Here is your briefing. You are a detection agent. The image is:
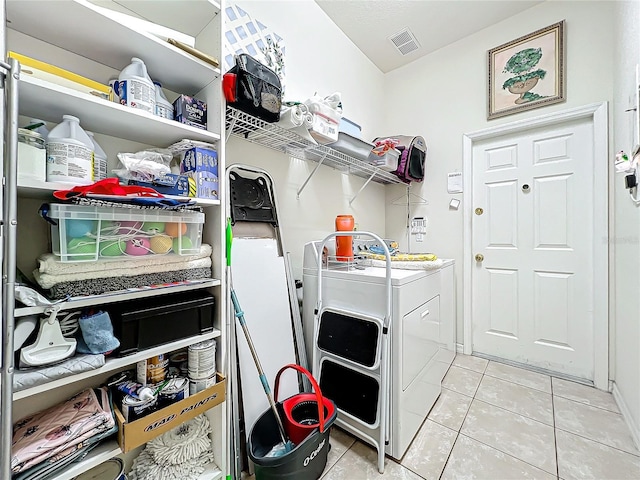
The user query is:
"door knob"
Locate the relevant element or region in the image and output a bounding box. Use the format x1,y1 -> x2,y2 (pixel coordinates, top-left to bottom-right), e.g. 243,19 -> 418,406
475,207 -> 484,215
475,254 -> 484,262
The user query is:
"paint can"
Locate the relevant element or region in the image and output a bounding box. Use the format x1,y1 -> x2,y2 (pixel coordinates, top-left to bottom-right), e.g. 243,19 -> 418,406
137,354 -> 168,385
122,393 -> 157,422
74,457 -> 125,479
158,376 -> 189,407
188,339 -> 216,380
169,351 -> 188,366
189,374 -> 217,395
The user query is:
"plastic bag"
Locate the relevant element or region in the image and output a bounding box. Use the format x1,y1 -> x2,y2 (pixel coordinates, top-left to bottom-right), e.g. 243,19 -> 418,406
114,148 -> 173,182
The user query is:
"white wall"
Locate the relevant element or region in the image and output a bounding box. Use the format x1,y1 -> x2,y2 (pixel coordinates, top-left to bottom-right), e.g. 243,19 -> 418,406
613,0 -> 640,447
228,1 -> 387,278
383,1 -> 615,348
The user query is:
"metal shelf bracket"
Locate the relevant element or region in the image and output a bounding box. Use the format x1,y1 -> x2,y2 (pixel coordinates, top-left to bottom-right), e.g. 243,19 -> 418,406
349,171 -> 376,205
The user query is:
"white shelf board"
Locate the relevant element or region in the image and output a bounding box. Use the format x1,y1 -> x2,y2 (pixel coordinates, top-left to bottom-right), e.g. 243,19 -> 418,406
18,76 -> 221,146
50,440 -> 122,480
109,0 -> 221,38
14,329 -> 221,400
7,0 -> 220,95
15,278 -> 221,318
198,463 -> 223,480
17,177 -> 220,206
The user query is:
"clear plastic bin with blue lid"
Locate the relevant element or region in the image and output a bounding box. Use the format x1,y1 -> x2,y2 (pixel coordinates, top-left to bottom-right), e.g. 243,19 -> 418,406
47,204 -> 204,262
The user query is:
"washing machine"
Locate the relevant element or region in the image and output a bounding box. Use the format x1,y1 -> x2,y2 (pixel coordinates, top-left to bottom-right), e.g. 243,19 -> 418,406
302,240 -> 456,465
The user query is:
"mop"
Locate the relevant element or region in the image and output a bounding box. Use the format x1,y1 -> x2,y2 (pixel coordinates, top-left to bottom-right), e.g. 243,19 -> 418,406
129,414 -> 214,480
226,219 -> 294,457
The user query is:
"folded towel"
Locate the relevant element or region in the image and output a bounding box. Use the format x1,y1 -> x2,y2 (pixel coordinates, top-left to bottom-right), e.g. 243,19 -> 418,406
47,268 -> 212,299
34,257 -> 211,289
37,244 -> 212,275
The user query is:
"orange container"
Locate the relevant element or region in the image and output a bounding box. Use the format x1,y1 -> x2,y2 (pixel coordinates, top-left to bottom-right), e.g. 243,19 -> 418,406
335,215 -> 354,261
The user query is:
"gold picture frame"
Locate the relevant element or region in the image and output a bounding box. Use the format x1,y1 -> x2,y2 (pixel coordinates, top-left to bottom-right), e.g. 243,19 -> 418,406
488,21 -> 565,120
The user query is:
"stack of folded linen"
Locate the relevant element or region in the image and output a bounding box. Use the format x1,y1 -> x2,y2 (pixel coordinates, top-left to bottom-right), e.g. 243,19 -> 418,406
11,387 -> 117,480
33,244 -> 213,299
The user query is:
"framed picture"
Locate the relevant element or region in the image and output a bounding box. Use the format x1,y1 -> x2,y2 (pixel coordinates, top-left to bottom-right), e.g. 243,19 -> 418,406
488,21 -> 565,120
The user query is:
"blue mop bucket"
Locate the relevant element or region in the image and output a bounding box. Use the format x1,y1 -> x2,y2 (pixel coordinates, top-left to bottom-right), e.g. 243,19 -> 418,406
248,365 -> 337,480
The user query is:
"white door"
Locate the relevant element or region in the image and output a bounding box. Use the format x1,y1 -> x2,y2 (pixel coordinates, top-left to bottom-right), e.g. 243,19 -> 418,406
471,117 -> 596,380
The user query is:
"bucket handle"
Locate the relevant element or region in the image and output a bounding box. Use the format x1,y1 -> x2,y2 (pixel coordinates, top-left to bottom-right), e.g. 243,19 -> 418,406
274,364 -> 327,434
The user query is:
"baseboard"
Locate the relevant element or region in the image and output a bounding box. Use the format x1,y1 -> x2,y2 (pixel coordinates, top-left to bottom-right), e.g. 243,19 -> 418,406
612,382 -> 640,451
456,343 -> 464,354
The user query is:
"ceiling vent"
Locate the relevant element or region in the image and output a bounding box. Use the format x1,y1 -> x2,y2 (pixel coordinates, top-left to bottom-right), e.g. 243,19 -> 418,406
388,28 -> 420,56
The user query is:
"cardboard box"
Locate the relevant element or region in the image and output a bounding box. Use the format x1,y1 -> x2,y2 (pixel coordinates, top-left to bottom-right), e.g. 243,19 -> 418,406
173,94 -> 207,130
180,147 -> 219,199
128,173 -> 196,197
115,373 -> 225,452
9,51 -> 112,101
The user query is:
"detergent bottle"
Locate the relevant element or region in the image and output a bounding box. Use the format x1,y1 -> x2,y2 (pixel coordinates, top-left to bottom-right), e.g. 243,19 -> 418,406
86,131 -> 107,180
46,115 -> 94,185
154,82 -> 174,120
116,57 -> 156,113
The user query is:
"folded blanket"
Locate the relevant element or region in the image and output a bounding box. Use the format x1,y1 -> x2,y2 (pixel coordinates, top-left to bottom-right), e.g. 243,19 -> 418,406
360,258 -> 444,271
47,267 -> 212,299
34,257 -> 211,289
37,244 -> 212,275
14,354 -> 105,392
12,387 -> 115,473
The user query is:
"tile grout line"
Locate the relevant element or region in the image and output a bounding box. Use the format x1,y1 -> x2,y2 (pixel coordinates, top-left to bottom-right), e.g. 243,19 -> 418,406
449,364 -> 557,477
460,396 -> 559,477
553,424 -> 640,458
553,392 -> 623,415
437,367 -> 484,479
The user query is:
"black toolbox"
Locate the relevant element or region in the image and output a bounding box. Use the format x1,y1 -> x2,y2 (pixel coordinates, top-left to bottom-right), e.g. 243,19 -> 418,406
107,291 -> 215,356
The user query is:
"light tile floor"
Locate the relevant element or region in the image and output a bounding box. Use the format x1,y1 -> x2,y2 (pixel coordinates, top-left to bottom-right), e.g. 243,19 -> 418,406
242,355 -> 640,479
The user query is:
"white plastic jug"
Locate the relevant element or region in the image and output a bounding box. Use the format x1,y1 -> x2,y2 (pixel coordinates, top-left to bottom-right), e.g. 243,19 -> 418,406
115,57 -> 156,113
46,115 -> 94,185
87,131 -> 107,180
154,82 -> 174,120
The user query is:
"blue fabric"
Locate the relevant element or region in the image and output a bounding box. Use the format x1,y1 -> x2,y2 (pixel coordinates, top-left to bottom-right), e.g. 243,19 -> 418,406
77,311 -> 120,354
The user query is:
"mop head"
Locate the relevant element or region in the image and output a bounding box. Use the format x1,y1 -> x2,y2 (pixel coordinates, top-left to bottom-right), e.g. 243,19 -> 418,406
129,414 -> 215,480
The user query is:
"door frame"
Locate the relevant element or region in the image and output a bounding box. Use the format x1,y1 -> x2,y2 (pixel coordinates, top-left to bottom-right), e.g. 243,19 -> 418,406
462,102 -> 609,389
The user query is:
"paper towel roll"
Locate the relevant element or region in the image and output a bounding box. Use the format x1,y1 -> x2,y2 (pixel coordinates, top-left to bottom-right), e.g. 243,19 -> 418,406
277,105 -> 305,130
303,113 -> 313,129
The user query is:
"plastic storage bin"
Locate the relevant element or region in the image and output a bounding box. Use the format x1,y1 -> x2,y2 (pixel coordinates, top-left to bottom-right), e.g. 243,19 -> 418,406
368,148 -> 400,171
328,132 -> 374,162
338,117 -> 362,138
48,204 -> 204,262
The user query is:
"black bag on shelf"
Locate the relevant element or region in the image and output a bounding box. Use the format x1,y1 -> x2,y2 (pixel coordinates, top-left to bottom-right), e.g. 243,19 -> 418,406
223,53 -> 282,123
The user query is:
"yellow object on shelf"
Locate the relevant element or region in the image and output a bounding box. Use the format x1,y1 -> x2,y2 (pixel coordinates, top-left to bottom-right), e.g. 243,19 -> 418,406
8,51 -> 112,101
363,252 -> 438,262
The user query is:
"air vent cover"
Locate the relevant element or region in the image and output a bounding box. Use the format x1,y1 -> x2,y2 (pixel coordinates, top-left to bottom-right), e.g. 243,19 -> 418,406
388,28 -> 420,56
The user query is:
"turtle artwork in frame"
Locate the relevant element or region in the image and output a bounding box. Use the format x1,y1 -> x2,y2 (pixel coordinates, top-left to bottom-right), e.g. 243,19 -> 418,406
488,21 -> 565,120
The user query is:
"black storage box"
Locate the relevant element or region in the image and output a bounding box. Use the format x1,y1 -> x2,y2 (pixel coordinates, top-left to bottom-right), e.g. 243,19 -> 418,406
107,292 -> 215,356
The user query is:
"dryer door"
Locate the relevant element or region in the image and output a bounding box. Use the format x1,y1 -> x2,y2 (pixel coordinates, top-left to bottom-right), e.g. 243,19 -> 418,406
402,296 -> 440,390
